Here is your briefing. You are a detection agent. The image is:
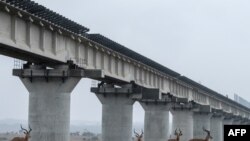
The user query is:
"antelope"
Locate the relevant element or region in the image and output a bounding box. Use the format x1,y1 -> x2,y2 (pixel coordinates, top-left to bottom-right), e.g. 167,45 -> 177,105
11,125 -> 32,141
134,129 -> 143,141
189,127 -> 213,141
168,128 -> 182,141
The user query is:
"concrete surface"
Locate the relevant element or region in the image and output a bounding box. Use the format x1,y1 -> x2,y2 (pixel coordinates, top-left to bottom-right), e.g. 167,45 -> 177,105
140,102 -> 170,141
210,116 -> 224,141
193,112 -> 212,139
171,110 -> 193,141
96,93 -> 135,141
20,77 -> 81,141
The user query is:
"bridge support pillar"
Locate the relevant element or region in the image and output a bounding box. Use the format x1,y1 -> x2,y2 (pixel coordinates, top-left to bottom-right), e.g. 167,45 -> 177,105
140,101 -> 170,141
13,64 -> 84,141
171,108 -> 193,141
193,112 -> 212,139
210,115 -> 224,141
91,85 -> 135,141
223,118 -> 234,141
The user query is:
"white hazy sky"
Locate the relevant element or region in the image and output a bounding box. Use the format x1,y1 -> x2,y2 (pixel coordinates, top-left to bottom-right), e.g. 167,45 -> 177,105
1,0 -> 250,123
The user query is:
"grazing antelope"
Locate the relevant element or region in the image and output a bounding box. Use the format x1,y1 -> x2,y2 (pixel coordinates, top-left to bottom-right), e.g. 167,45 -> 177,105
11,125 -> 32,141
189,127 -> 213,141
134,129 -> 143,141
168,128 -> 182,141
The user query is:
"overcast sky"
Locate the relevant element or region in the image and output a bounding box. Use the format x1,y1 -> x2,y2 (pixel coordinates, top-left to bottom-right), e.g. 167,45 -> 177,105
1,0 -> 250,123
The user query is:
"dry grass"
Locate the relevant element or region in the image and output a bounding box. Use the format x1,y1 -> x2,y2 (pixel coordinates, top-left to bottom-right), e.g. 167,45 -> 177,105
0,133 -> 100,141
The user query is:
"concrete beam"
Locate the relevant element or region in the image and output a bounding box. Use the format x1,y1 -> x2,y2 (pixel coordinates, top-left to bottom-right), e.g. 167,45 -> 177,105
223,118 -> 234,125
211,108 -> 224,116
222,112 -> 234,125
141,88 -> 161,100
171,102 -> 193,110
233,119 -> 242,125
92,86 -> 135,141
91,87 -> 134,95
13,65 -> 82,141
232,115 -> 243,125
192,104 -> 211,112
166,93 -> 189,103
132,87 -> 161,100
140,102 -> 170,141
13,68 -> 104,79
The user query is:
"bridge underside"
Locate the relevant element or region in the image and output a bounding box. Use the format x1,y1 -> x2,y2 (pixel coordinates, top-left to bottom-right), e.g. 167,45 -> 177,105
0,43 -> 61,65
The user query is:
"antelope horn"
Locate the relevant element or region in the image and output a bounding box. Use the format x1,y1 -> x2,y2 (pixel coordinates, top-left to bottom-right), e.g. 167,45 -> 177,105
28,125 -> 32,133
203,126 -> 209,133
179,128 -> 182,134
20,125 -> 28,133
134,129 -> 139,137
175,128 -> 177,135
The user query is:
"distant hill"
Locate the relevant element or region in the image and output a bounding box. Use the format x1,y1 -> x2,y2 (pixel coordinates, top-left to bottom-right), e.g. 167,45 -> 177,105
0,119 -> 27,132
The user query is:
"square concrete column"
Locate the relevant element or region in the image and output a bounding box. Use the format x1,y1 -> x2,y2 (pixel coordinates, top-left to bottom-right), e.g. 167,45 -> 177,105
193,112 -> 212,139
140,101 -> 170,141
13,64 -> 84,141
91,85 -> 135,141
210,115 -> 224,141
223,118 -> 234,141
171,109 -> 193,141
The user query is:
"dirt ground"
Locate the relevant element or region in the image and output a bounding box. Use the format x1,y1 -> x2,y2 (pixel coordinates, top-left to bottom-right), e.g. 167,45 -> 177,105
0,133 -> 100,141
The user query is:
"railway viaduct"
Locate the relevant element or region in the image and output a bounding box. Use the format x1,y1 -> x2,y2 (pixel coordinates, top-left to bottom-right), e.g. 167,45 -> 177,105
0,0 -> 249,141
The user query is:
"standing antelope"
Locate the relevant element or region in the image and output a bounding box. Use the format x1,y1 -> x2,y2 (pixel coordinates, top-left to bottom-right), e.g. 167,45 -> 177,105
168,128 -> 182,141
11,125 -> 32,141
134,129 -> 143,141
189,127 -> 213,141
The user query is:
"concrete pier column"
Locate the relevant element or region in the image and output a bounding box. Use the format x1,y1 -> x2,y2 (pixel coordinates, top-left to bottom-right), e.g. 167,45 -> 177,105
223,118 -> 234,141
171,109 -> 193,141
210,115 -> 224,141
13,64 -> 84,141
91,85 -> 135,141
193,112 -> 212,139
140,102 -> 170,141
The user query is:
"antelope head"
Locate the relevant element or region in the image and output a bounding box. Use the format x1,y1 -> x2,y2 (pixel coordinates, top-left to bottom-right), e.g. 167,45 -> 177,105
203,127 -> 213,140
176,128 -> 182,140
21,125 -> 32,138
134,129 -> 143,141
11,125 -> 32,141
168,128 -> 182,141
